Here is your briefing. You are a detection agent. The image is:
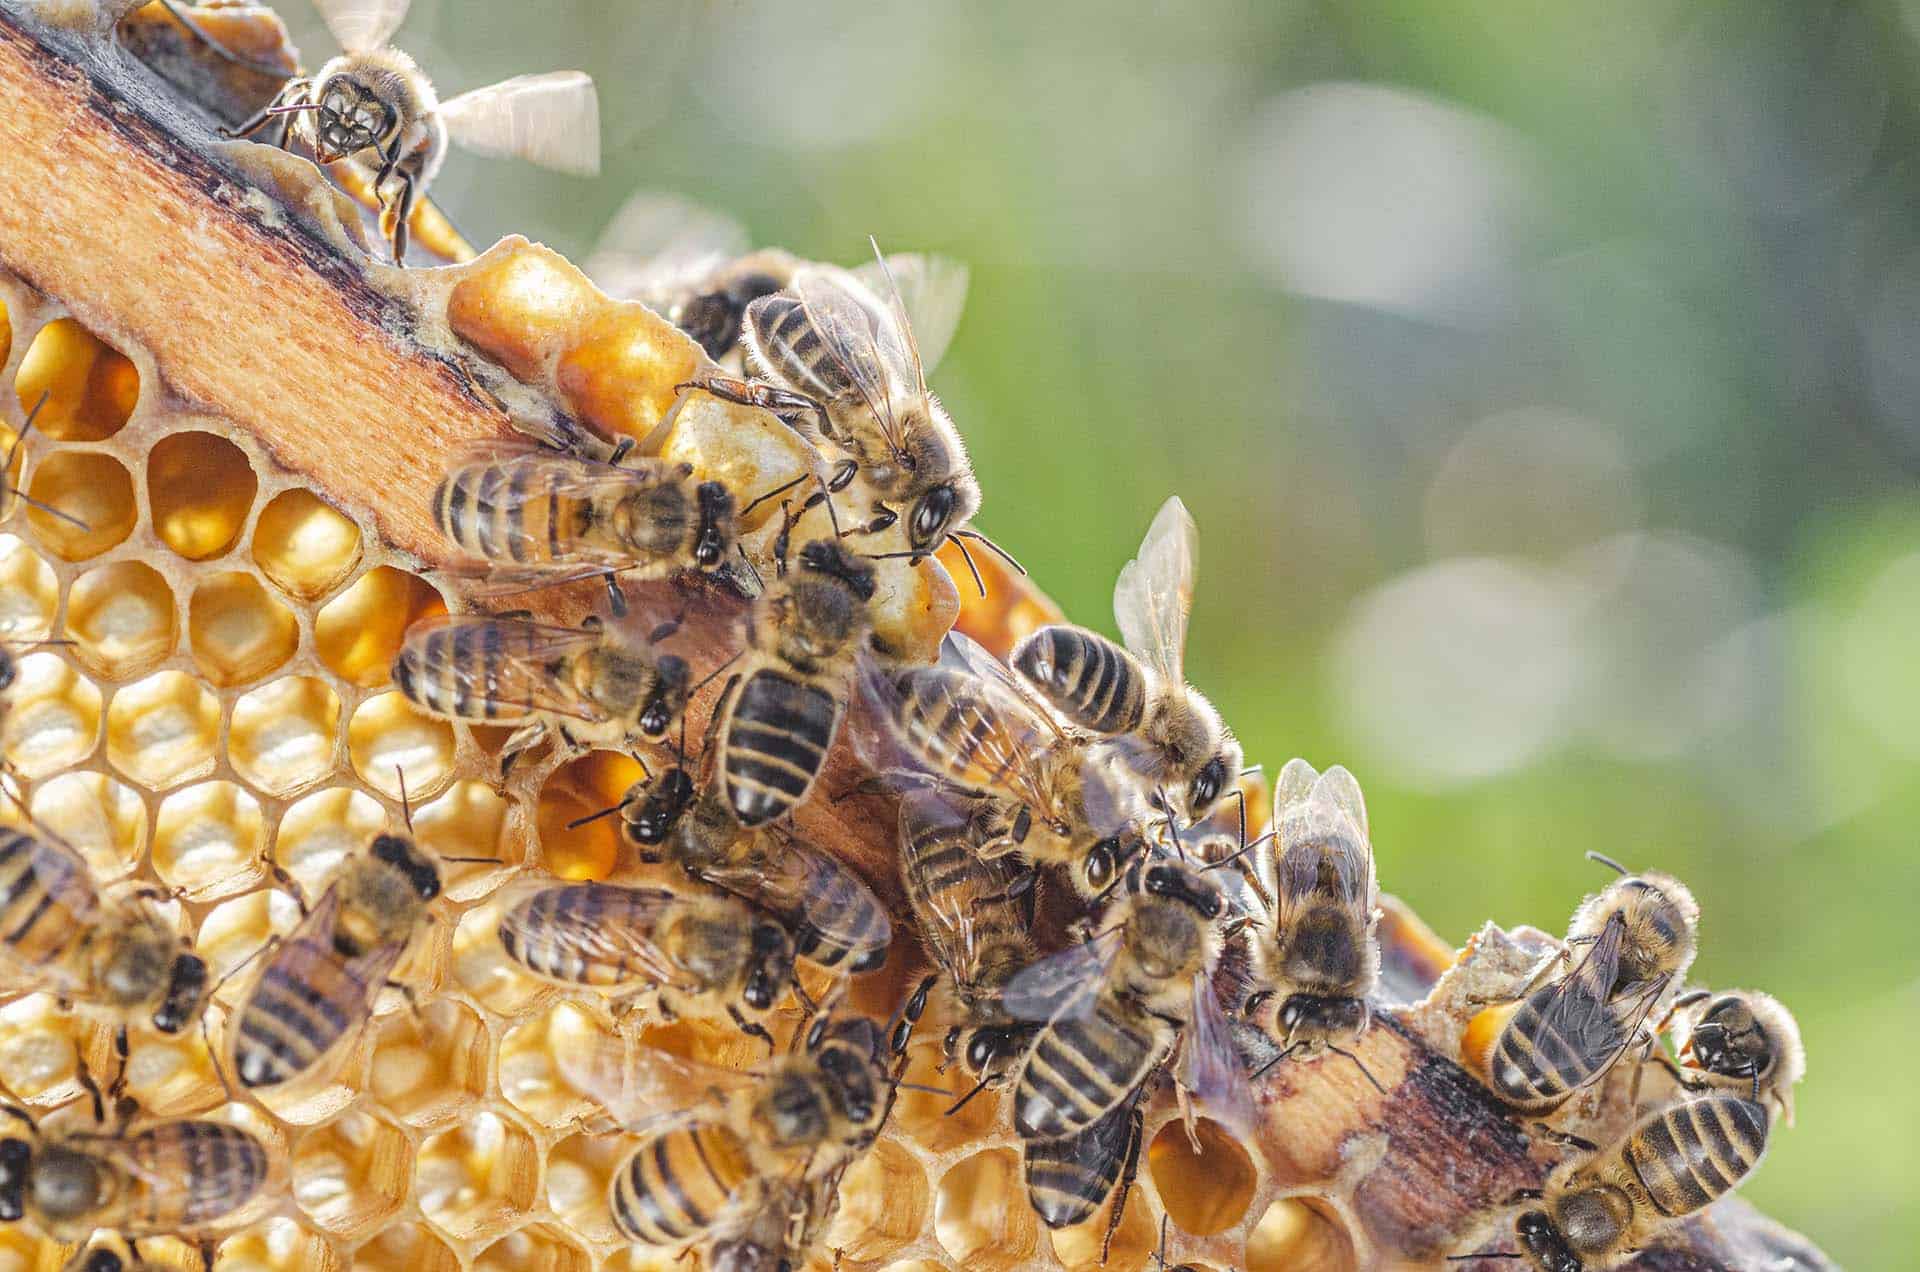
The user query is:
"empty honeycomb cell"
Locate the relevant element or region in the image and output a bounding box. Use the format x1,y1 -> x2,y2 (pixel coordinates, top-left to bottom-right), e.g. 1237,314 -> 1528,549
826,1138 -> 931,1264
189,572 -> 299,686
471,1225 -> 594,1272
368,997 -> 489,1130
3,652 -> 102,777
215,1216 -> 344,1272
105,668 -> 219,787
152,780 -> 266,900
499,1001 -> 620,1128
536,750 -> 647,880
0,996 -> 82,1104
414,1109 -> 541,1242
229,676 -> 341,796
935,1149 -> 1041,1272
315,565 -> 444,687
25,449 -> 136,560
274,786 -> 385,897
451,893 -> 553,1018
349,691 -> 455,799
13,317 -> 140,441
27,771 -> 146,880
891,1036 -> 1001,1155
543,1130 -> 628,1246
292,1110 -> 414,1240
148,431 -> 258,560
1051,1179 -> 1155,1272
66,559 -> 177,679
252,487 -> 362,601
1245,1197 -> 1358,1272
415,779 -> 514,901
876,1264 -> 949,1272
1148,1118 -> 1257,1237
347,1222 -> 462,1272
0,536 -> 57,638
117,1020 -> 223,1118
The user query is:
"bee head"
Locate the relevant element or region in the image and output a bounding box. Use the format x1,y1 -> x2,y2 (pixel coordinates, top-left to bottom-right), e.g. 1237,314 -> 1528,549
1277,994 -> 1369,1045
79,1252 -> 126,1272
312,71 -> 398,164
640,655 -> 691,737
619,768 -> 696,847
1141,861 -> 1223,920
694,482 -> 736,569
1186,752 -> 1233,822
152,952 -> 210,1035
742,921 -> 795,1013
98,917 -> 174,1010
0,1138 -> 28,1222
816,1042 -> 882,1130
1514,1210 -> 1584,1272
797,539 -> 876,601
952,1025 -> 1028,1079
371,834 -> 441,901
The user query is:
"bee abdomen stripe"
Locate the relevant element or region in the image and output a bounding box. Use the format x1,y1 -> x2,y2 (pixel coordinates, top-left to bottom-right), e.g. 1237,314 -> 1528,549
474,465 -> 505,561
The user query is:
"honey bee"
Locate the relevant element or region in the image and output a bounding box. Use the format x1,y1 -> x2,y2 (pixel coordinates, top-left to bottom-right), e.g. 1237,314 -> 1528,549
1483,855 -> 1699,1115
705,1172 -> 840,1272
1022,1090 -> 1144,1257
227,831 -> 441,1091
1658,989 -> 1804,1125
1474,1093 -> 1772,1271
221,0 -> 598,261
63,1243 -> 160,1272
558,994 -> 925,1259
0,823 -> 210,1060
391,612 -> 692,778
1010,496 -> 1241,823
429,441 -> 736,611
1242,759 -> 1380,1068
896,789 -> 1038,1095
712,538 -> 875,829
494,880 -> 797,1049
0,1106 -> 268,1246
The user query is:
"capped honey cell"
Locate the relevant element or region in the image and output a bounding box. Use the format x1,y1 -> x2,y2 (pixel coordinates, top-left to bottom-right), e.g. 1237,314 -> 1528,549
252,487 -> 362,602
149,430 -> 257,560
66,559 -> 178,679
14,316 -> 139,441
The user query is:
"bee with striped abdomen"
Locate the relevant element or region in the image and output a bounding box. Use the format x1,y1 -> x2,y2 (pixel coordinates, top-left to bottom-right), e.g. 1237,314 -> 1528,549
1022,1091 -> 1145,1261
0,823 -> 210,1062
1243,759 -> 1380,1068
1658,989 -> 1804,1125
222,0 -> 598,262
1483,856 -> 1700,1115
712,538 -> 875,829
429,440 -> 735,611
495,879 -> 796,1049
1010,496 -> 1241,824
392,612 -> 692,778
226,831 -> 441,1091
0,1105 -> 268,1247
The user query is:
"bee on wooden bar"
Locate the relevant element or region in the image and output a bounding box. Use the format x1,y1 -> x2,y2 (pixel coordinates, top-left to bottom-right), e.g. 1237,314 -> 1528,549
495,879 -> 797,1049
1010,496 -> 1241,823
222,0 -> 599,262
391,612 -> 692,778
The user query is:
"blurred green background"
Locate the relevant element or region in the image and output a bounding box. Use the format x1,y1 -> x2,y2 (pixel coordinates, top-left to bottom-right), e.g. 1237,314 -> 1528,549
287,0 -> 1917,1261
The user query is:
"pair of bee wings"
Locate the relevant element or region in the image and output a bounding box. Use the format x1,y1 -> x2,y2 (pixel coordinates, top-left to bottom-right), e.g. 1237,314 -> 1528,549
398,614 -> 616,726
711,835 -> 891,967
1112,495 -> 1199,685
55,1121 -> 258,1210
314,0 -> 598,175
1264,759 -> 1374,915
1530,911 -> 1671,1084
0,827 -> 107,997
896,792 -> 1028,980
556,1036 -> 772,1138
273,886 -> 414,995
494,881 -> 702,990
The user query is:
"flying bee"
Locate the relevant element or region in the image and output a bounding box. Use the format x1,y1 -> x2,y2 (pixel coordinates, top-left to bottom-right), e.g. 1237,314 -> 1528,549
1657,989 -> 1804,1125
227,831 -> 442,1091
1460,1093 -> 1771,1271
428,441 -> 737,613
1242,759 -> 1381,1071
557,991 -> 926,1258
1010,496 -> 1241,824
495,880 -> 797,1049
0,823 -> 210,1063
221,0 -> 598,262
391,612 -> 693,778
896,789 -> 1038,1097
712,538 -> 876,829
1483,856 -> 1701,1115
0,1105 -> 268,1247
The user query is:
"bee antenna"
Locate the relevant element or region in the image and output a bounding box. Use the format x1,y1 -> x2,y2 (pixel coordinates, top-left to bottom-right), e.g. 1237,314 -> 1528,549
944,1073 -> 995,1116
439,855 -> 504,865
689,649 -> 743,696
1585,850 -> 1630,876
1200,830 -> 1275,873
1157,789 -> 1188,863
895,1081 -> 953,1098
4,390 -> 47,473
627,751 -> 653,783
949,532 -> 987,599
565,800 -> 630,830
1250,1039 -> 1311,1082
1447,1255 -> 1526,1262
265,101 -> 322,115
1327,1043 -> 1386,1094
0,394 -> 92,532
953,528 -> 1025,577
738,472 -> 810,520
393,766 -> 415,833
1238,763 -> 1263,777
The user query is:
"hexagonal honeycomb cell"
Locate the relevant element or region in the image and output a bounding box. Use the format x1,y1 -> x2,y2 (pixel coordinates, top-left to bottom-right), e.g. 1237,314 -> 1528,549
14,317 -> 138,441
0,535 -> 57,638
107,668 -> 219,787
414,1110 -> 541,1243
189,571 -> 299,685
26,449 -> 136,559
152,779 -> 267,900
291,1110 -> 414,1240
148,430 -> 258,561
4,651 -> 102,777
315,565 -> 444,686
67,559 -> 177,679
252,488 -> 361,601
26,770 -> 146,880
229,676 -> 341,796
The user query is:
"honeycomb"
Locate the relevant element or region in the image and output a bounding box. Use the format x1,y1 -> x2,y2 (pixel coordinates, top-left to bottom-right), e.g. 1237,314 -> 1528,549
0,6 -> 1831,1272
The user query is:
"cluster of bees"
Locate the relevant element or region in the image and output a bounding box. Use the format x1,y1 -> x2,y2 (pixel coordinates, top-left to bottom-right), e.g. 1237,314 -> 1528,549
0,1 -> 1809,1269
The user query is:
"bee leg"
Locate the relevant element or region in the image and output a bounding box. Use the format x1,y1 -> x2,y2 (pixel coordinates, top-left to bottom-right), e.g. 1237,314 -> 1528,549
602,571 -> 630,618
75,1054 -> 106,1124
1530,1124 -> 1600,1154
730,1006 -> 777,1056
220,77 -> 305,142
862,502 -> 898,535
828,458 -> 858,492
196,1237 -> 217,1272
264,859 -> 311,916
608,436 -> 636,466
498,721 -> 550,780
384,979 -> 426,1025
1101,1104 -> 1146,1266
685,375 -> 830,440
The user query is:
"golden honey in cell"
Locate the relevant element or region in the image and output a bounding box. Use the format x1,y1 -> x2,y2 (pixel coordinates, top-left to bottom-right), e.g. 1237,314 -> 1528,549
227,832 -> 440,1090
1660,989 -> 1805,1125
221,0 -> 597,261
392,612 -> 691,777
1010,497 -> 1241,824
495,879 -> 796,1048
0,825 -> 211,1052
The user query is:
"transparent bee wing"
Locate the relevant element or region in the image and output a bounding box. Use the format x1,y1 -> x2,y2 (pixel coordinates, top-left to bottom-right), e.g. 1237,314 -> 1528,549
493,881 -> 688,989
1113,495 -> 1196,683
0,828 -> 102,995
314,0 -> 410,53
790,265 -> 916,457
1272,757 -> 1319,816
702,841 -> 890,971
437,72 -> 600,176
1527,912 -> 1631,1056
71,1120 -> 264,1223
586,192 -> 750,302
942,631 -> 1070,747
896,790 -> 1026,983
1001,928 -> 1123,1022
1179,974 -> 1254,1137
1313,765 -> 1369,841
395,615 -> 611,724
851,252 -> 968,377
555,1033 -> 758,1135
